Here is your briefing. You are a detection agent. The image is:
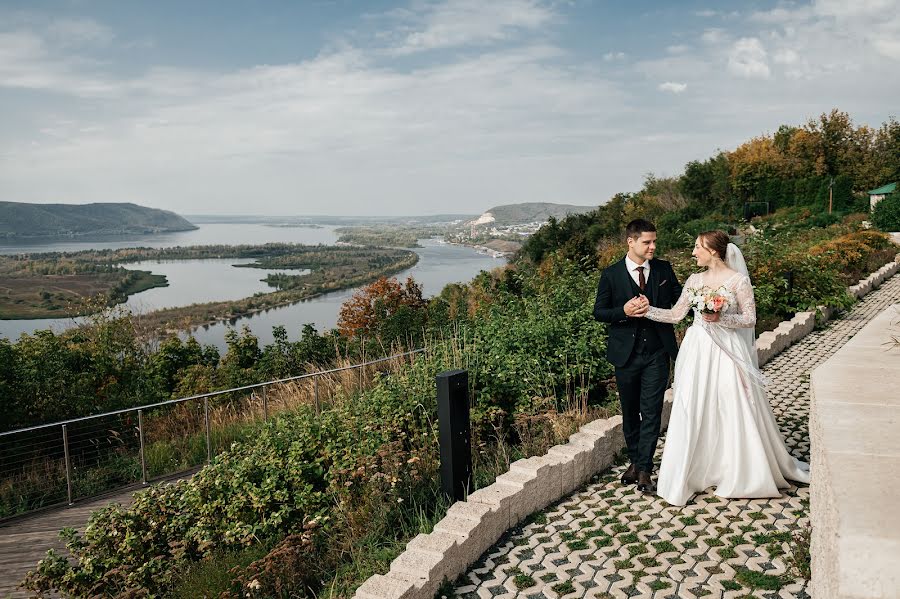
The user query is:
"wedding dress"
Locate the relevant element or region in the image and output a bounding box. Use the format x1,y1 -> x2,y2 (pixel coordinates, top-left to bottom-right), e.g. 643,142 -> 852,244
645,245 -> 810,506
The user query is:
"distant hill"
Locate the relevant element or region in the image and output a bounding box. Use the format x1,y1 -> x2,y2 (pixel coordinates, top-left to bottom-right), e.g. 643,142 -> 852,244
0,202 -> 197,239
466,202 -> 596,228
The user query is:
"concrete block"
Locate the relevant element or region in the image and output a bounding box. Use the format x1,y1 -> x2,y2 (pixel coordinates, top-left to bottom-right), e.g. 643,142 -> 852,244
580,416 -> 623,473
354,573 -> 417,599
445,500 -> 492,522
510,455 -> 553,480
568,430 -> 601,450
388,550 -> 446,597
385,570 -> 441,599
792,312 -> 816,337
405,531 -> 466,582
496,469 -> 540,524
467,482 -> 517,530
440,501 -> 505,561
568,430 -> 605,478
548,443 -> 581,494
757,330 -> 777,349
430,522 -> 485,572
604,415 -> 625,457
539,451 -> 568,503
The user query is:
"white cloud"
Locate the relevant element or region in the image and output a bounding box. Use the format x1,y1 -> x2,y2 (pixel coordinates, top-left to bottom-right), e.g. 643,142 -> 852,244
813,0 -> 897,19
728,37 -> 770,79
2,1 -> 900,216
872,37 -> 900,59
695,10 -> 717,18
700,28 -> 726,44
658,81 -> 687,93
387,0 -> 555,55
0,27 -> 635,214
773,48 -> 799,64
752,0 -> 900,64
46,18 -> 114,47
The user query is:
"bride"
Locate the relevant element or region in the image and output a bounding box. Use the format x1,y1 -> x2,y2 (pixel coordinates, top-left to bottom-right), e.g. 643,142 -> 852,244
637,230 -> 810,506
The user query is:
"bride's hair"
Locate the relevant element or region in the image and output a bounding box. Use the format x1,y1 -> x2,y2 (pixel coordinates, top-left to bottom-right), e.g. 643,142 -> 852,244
698,230 -> 729,260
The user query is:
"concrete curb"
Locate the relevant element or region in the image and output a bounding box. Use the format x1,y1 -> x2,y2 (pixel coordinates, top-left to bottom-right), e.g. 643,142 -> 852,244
354,252 -> 900,599
355,396 -> 673,599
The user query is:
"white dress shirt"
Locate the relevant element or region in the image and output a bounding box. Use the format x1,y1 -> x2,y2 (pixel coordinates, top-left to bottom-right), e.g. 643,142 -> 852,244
624,255 -> 651,289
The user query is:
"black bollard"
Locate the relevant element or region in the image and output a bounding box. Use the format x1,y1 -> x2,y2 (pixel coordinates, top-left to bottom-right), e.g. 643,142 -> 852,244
436,369 -> 472,501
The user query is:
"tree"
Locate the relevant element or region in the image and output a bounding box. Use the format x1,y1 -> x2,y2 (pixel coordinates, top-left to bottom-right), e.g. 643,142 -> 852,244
337,277 -> 427,341
728,136 -> 783,200
872,193 -> 900,231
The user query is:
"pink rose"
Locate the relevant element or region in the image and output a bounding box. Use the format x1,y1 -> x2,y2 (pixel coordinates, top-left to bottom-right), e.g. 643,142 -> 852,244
711,296 -> 726,312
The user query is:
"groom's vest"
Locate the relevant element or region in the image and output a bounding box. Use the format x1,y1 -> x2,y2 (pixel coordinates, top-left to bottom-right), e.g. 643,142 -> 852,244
628,276 -> 664,355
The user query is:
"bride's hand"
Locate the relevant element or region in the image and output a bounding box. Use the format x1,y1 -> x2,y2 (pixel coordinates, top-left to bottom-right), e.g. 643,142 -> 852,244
702,312 -> 720,322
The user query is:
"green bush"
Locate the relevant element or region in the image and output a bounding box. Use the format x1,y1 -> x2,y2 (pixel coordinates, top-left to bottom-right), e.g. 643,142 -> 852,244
872,193 -> 900,231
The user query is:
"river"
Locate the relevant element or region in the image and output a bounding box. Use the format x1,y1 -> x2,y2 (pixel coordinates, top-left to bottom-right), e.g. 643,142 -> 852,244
0,223 -> 505,350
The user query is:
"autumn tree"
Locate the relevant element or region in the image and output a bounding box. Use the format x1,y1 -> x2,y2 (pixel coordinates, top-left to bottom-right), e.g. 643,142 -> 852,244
337,276 -> 427,343
728,136 -> 784,199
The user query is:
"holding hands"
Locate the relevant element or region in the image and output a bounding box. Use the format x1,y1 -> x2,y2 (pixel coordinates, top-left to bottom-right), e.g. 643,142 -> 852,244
625,294 -> 650,317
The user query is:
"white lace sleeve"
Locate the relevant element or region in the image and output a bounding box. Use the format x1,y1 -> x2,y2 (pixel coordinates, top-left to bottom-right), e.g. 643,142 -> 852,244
717,275 -> 757,329
646,273 -> 695,324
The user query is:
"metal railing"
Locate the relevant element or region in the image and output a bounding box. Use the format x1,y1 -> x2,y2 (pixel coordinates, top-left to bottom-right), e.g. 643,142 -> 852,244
0,348 -> 425,523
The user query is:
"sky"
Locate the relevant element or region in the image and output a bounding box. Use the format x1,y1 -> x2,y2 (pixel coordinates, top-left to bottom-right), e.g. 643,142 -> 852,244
0,0 -> 898,217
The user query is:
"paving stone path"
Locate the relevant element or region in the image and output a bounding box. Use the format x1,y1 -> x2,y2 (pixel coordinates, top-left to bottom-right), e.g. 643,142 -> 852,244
454,273 -> 900,599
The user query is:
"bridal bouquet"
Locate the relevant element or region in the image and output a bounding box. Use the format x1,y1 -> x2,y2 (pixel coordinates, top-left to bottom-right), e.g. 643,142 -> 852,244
689,285 -> 736,314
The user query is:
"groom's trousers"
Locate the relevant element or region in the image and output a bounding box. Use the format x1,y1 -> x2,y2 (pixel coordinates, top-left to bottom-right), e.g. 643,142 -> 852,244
615,346 -> 670,473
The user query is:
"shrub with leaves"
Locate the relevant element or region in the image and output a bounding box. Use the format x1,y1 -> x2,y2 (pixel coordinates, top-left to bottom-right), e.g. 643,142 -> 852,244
872,192 -> 900,232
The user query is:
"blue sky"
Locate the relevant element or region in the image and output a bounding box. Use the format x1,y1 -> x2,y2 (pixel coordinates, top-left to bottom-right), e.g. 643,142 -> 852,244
1,0 -> 898,216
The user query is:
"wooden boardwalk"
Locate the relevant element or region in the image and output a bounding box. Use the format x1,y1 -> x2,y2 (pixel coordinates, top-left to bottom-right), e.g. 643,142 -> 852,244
0,490 -> 137,598
0,471 -> 194,599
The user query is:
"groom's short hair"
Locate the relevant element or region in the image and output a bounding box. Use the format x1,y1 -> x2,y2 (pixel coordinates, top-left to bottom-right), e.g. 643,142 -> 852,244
625,219 -> 656,240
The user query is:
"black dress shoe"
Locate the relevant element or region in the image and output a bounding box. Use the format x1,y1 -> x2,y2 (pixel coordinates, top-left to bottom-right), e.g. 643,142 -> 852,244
637,471 -> 656,495
620,464 -> 638,485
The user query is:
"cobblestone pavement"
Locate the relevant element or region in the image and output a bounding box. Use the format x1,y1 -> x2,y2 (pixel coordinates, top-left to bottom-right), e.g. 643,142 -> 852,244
454,274 -> 900,599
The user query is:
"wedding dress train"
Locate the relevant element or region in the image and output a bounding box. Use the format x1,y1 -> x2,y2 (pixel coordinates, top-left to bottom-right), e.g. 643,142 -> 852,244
646,270 -> 810,506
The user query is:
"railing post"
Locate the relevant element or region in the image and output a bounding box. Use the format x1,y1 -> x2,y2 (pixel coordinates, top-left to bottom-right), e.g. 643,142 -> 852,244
314,376 -> 320,414
262,387 -> 269,422
138,409 -> 148,485
204,397 -> 211,463
436,369 -> 472,502
62,424 -> 73,505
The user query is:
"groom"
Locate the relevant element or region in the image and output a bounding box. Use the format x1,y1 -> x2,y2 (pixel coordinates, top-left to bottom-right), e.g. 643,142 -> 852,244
593,219 -> 682,494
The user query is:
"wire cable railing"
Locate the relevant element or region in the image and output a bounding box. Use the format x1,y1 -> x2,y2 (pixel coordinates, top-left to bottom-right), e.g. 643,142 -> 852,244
0,348 -> 425,523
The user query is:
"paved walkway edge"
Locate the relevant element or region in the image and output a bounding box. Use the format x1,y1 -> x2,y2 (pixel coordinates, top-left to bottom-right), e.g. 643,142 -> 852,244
810,303 -> 900,598
354,253 -> 900,599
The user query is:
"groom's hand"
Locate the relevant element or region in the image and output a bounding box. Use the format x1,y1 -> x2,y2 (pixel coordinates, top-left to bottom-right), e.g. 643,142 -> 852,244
624,296 -> 649,317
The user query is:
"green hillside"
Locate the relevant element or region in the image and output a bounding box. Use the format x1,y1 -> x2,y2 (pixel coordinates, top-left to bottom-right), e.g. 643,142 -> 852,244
0,201 -> 197,239
473,202 -> 596,226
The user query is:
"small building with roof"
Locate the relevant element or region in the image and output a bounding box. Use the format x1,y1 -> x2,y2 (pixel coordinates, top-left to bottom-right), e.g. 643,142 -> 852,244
868,182 -> 897,211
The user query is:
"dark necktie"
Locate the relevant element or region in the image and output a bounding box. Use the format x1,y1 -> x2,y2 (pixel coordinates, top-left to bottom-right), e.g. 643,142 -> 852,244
637,266 -> 646,292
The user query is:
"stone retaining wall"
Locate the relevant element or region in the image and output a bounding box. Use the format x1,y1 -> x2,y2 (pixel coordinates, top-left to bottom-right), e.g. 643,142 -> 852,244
810,303 -> 900,598
354,253 -> 900,599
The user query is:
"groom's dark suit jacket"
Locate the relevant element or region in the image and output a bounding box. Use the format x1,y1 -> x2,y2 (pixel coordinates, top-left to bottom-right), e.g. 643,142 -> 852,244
593,257 -> 683,367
